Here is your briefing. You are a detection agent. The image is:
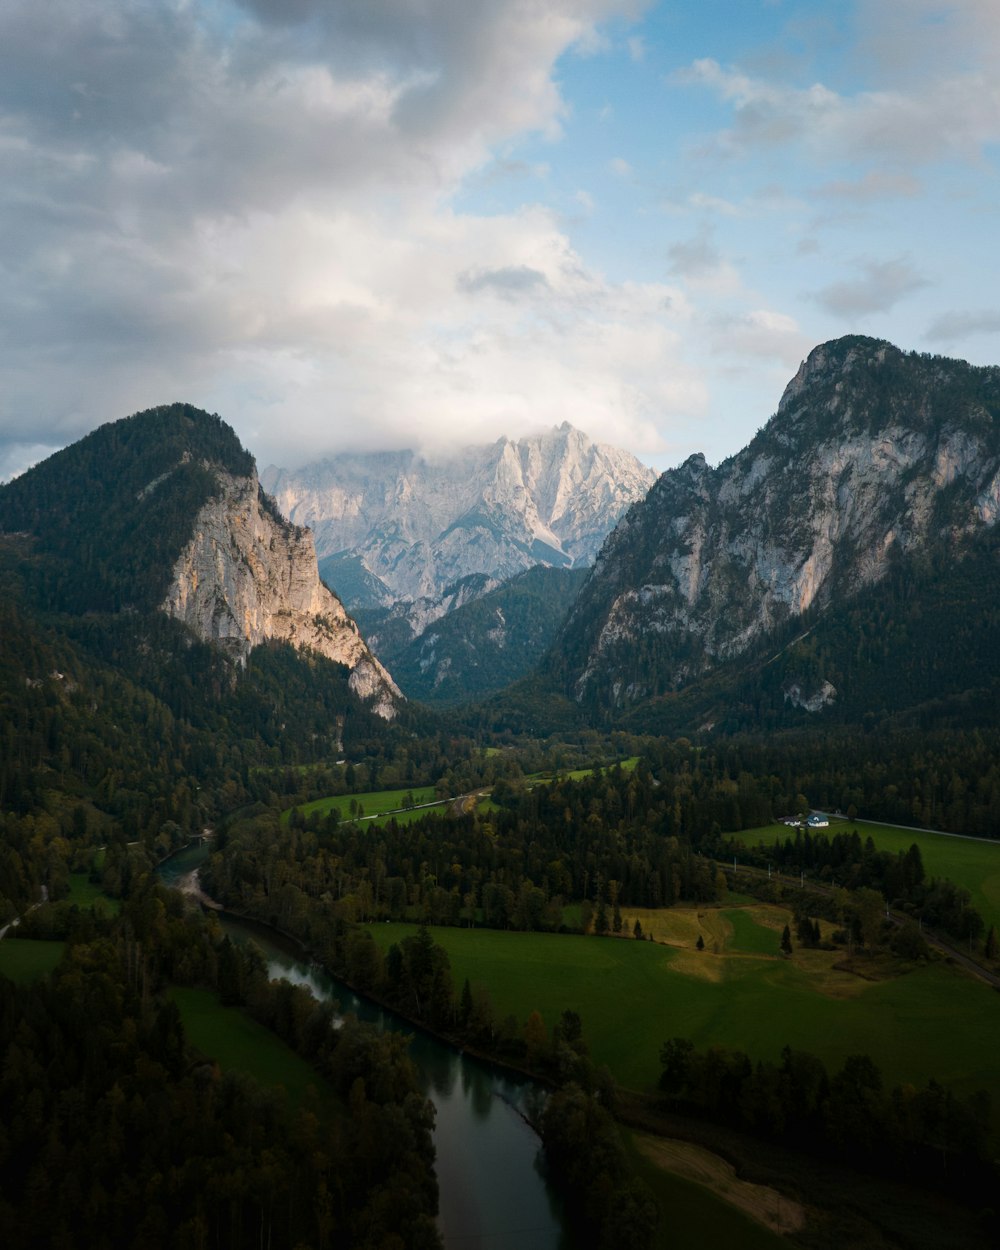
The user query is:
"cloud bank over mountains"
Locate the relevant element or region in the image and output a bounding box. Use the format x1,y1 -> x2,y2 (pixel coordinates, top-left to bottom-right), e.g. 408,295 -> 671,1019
1,1 -> 998,480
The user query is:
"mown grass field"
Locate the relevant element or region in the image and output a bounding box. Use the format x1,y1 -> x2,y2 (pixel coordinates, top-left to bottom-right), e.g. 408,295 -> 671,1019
735,818 -> 1000,934
0,938 -> 65,983
281,757 -> 640,828
169,987 -> 335,1117
368,908 -> 1000,1103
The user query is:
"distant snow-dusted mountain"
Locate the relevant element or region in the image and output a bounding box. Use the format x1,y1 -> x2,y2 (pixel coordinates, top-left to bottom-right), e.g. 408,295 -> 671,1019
261,423 -> 657,609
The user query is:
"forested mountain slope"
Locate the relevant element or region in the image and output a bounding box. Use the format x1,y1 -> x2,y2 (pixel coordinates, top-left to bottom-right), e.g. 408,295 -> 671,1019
358,565 -> 589,706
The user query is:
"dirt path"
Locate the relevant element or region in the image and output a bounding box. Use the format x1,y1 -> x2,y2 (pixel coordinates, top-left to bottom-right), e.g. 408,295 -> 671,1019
634,1131 -> 807,1236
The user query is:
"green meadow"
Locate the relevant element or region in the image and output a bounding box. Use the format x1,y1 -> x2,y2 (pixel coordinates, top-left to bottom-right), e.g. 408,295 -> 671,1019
282,785 -> 441,826
68,873 -> 122,915
0,938 -> 65,983
170,987 -> 334,1117
281,758 -> 640,829
736,818 -> 1000,934
369,912 -> 1000,1103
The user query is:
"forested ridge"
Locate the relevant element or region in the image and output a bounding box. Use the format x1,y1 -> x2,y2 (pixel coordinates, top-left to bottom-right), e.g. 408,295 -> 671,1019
357,565 -> 589,706
0,404 -> 261,614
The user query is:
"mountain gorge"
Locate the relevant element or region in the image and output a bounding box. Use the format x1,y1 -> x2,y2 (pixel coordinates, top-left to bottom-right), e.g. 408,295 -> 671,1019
261,422 -> 657,610
543,336 -> 1000,731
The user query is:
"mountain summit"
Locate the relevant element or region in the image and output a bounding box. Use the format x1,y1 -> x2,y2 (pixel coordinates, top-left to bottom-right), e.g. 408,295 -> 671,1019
0,404 -> 400,717
545,336 -> 1000,727
261,423 -> 657,609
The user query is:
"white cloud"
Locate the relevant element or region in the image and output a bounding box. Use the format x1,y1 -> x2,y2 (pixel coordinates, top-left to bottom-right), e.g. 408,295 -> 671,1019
680,48 -> 1000,168
925,309 -> 1000,343
667,228 -> 743,296
0,0 -> 664,468
814,170 -> 922,202
709,309 -> 811,366
814,257 -> 928,316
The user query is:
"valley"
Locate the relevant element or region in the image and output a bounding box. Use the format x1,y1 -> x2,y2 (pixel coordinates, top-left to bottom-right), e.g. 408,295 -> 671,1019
3,352 -> 1000,1249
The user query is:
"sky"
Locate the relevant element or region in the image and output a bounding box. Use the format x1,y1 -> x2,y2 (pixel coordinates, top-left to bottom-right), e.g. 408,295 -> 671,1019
2,0 -> 999,481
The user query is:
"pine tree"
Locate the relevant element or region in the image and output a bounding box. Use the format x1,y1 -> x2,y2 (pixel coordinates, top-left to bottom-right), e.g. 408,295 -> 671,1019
781,924 -> 793,956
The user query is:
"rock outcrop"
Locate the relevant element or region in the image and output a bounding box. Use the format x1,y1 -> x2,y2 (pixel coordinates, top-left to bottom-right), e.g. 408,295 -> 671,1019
161,469 -> 401,718
550,336 -> 1000,713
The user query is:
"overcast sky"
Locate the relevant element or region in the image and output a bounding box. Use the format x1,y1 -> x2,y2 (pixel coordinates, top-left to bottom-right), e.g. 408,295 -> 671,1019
2,0 -> 999,480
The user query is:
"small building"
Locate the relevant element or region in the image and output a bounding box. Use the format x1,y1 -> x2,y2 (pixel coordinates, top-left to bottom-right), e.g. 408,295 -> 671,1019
807,812 -> 829,828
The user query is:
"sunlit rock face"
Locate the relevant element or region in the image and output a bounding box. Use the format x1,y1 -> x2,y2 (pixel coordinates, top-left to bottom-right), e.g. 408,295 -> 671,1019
162,469 -> 401,718
261,422 -> 657,610
552,335 -> 1000,710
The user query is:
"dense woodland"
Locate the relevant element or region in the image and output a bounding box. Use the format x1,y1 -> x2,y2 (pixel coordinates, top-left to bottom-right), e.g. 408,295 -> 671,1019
1,884 -> 441,1250
657,1036 -> 994,1210
356,566 -> 590,706
199,739 -> 991,952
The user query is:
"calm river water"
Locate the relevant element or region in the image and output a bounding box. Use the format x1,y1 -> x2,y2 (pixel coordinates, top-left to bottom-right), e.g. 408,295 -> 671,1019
159,845 -> 570,1250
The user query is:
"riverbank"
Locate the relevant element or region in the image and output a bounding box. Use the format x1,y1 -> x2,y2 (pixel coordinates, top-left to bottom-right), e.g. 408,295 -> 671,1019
164,860 -> 995,1249
170,866 -> 804,1246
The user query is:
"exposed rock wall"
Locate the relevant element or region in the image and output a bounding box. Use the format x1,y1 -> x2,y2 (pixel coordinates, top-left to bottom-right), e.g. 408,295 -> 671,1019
161,470 -> 400,718
555,336 -> 1000,710
261,422 -> 657,609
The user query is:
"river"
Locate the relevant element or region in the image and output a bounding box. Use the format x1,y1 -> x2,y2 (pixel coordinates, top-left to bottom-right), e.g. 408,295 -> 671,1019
158,844 -> 570,1250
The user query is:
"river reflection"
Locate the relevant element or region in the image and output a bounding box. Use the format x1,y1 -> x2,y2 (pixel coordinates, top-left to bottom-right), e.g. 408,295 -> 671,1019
159,847 -> 569,1250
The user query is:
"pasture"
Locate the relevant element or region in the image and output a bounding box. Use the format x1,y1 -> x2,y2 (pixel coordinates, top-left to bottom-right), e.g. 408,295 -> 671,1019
280,757 -> 640,829
282,785 -> 441,826
170,987 -> 334,1117
0,938 -> 65,983
368,910 -> 1000,1103
735,818 -> 1000,935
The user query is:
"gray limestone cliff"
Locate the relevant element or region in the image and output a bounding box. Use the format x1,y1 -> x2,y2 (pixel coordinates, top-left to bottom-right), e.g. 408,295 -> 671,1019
260,422 -> 657,610
550,336 -> 1000,712
161,469 -> 401,718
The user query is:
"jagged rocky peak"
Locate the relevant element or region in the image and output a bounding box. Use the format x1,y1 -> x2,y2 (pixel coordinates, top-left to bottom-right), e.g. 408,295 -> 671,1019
260,423 -> 657,610
549,336 -> 1000,713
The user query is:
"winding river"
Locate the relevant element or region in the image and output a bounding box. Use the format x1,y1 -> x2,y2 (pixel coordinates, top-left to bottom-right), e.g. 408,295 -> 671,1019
159,845 -> 570,1250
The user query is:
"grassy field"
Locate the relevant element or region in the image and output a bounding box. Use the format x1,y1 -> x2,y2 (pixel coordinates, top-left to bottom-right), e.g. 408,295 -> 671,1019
170,986 -> 335,1117
0,938 -> 65,983
282,785 -> 440,826
735,818 -> 1000,934
368,909 -> 1000,1102
67,873 -> 121,914
282,758 -> 641,828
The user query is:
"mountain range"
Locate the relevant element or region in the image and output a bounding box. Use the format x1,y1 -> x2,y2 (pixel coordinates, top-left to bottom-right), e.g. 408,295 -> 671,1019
4,334 -> 999,737
261,422 -> 657,610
